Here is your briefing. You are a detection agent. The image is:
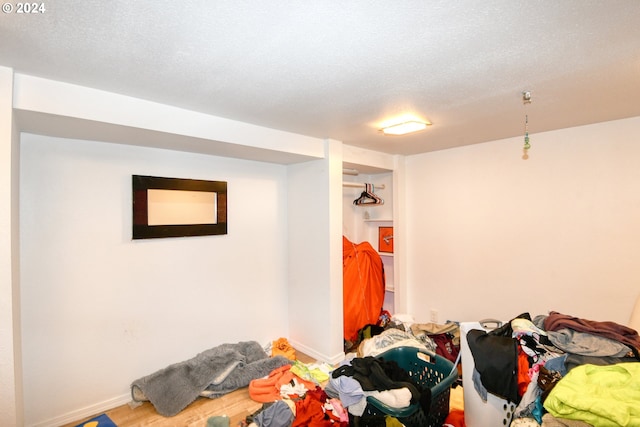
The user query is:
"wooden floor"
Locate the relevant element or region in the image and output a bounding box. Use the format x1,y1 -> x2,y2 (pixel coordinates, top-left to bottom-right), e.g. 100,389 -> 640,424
63,353 -> 316,427
63,388 -> 263,427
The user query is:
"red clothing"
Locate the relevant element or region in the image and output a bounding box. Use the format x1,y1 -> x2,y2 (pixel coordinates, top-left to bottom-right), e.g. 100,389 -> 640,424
444,409 -> 466,427
517,348 -> 531,397
292,393 -> 349,427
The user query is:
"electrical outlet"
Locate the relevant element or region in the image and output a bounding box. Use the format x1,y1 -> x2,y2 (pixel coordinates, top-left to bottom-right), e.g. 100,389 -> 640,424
430,309 -> 438,323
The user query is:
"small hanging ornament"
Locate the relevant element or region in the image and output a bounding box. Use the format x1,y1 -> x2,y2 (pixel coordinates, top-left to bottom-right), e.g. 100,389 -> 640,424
524,114 -> 531,150
522,91 -> 532,151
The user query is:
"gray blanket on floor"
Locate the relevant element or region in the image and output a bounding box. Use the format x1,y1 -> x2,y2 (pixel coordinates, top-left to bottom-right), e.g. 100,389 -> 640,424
130,341 -> 291,417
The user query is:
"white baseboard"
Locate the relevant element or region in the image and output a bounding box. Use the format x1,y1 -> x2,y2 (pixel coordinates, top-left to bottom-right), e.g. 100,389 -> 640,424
289,338 -> 345,365
29,393 -> 131,427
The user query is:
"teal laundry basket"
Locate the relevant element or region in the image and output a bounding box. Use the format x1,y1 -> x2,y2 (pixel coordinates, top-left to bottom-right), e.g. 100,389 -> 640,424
361,346 -> 458,427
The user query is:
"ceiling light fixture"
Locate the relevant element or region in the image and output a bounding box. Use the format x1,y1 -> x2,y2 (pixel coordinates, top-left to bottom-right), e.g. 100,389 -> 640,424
381,119 -> 431,136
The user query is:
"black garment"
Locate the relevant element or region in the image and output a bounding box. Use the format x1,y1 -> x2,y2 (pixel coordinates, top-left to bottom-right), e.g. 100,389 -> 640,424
466,313 -> 534,403
466,329 -> 519,403
332,357 -> 419,398
332,356 -> 432,415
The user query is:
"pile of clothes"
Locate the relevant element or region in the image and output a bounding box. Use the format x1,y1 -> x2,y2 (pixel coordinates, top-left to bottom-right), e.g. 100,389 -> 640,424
467,311 -> 640,427
244,361 -> 348,427
243,352 -> 430,427
130,332 -> 451,427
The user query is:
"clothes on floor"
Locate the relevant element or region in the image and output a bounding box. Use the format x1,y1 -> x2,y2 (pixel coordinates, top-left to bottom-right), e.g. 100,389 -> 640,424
544,311 -> 640,358
543,362 -> 640,426
130,341 -> 292,417
249,364 -> 317,403
249,400 -> 295,427
247,387 -> 349,427
467,312 -> 640,427
325,369 -> 367,416
272,338 -> 297,360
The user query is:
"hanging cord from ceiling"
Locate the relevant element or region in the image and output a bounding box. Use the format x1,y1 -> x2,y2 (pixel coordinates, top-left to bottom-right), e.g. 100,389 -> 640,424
522,91 -> 532,158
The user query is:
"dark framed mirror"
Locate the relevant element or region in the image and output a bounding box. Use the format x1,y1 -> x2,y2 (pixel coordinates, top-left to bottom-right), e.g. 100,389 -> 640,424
132,175 -> 227,239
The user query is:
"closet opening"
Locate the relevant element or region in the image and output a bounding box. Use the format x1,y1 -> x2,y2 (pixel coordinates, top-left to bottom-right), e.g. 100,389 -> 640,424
341,167 -> 395,350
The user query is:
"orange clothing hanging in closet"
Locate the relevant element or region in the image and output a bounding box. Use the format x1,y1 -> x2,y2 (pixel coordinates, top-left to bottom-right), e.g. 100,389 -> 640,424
342,235 -> 385,343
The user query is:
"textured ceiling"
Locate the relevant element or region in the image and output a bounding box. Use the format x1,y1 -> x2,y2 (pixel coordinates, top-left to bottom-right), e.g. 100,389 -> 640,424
1,1 -> 639,155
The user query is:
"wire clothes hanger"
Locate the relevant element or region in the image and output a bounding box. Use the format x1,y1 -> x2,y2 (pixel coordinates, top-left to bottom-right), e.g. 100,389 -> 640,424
353,183 -> 384,205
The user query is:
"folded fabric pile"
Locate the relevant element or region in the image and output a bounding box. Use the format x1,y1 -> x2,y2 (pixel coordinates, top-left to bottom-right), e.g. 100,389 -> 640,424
543,362 -> 640,426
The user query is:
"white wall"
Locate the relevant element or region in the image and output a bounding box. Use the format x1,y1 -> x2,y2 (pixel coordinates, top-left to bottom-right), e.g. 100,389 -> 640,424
0,66 -> 24,427
405,116 -> 640,325
287,140 -> 345,363
20,134 -> 291,426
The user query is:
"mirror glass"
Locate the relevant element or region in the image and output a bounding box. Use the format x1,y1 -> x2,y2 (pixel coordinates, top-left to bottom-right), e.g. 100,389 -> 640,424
147,189 -> 217,226
132,175 -> 227,239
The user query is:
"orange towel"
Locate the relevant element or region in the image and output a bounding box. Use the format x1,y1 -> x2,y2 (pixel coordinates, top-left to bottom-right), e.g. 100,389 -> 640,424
249,364 -> 316,403
272,337 -> 296,360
